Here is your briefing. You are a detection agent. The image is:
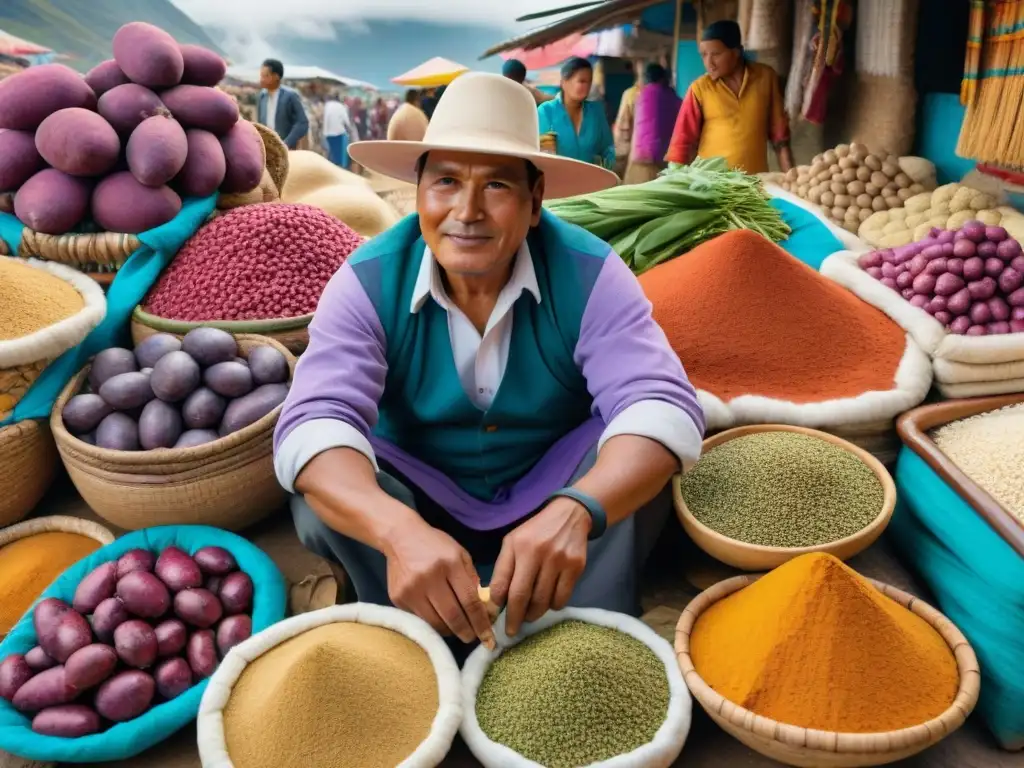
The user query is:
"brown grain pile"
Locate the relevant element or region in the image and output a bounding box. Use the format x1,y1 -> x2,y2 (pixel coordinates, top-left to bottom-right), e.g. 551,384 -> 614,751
0,259 -> 84,340
223,622 -> 438,768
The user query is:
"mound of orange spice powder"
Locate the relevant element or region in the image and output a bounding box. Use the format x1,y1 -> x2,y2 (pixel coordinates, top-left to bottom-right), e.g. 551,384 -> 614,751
639,229 -> 907,403
690,553 -> 959,733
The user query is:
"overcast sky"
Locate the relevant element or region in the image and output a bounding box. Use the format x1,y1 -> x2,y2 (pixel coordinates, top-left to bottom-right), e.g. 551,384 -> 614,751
171,0 -> 571,35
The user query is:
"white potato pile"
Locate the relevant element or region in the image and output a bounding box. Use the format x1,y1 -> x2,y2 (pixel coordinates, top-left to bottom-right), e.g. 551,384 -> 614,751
778,143 -> 932,234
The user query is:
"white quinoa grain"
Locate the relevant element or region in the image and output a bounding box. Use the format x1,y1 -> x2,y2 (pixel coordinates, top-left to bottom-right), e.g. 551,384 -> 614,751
931,403 -> 1024,522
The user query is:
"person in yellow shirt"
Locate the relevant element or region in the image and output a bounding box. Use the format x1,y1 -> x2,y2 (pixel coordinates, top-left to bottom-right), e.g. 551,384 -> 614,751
666,20 -> 793,174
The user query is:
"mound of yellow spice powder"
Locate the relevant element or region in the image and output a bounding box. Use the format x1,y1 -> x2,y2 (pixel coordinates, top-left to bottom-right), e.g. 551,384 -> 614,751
222,622 -> 438,768
476,620 -> 669,767
0,259 -> 84,341
690,553 -> 959,733
0,532 -> 102,634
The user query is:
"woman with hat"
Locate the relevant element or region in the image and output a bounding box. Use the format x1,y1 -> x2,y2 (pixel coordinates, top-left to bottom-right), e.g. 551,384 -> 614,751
274,72 -> 704,653
666,20 -> 793,174
537,57 -> 616,170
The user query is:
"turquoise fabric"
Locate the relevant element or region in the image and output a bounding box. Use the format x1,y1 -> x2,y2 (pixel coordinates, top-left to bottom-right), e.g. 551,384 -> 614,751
351,210 -> 607,500
537,94 -> 616,169
888,448 -> 1024,750
0,525 -> 287,763
771,198 -> 845,270
0,195 -> 217,427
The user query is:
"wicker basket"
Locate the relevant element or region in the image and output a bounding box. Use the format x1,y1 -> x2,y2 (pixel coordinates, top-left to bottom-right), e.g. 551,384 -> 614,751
130,306 -> 312,356
197,605 -> 463,768
50,334 -> 295,532
461,607 -> 692,767
675,575 -> 980,767
0,258 -> 106,421
0,421 -> 59,528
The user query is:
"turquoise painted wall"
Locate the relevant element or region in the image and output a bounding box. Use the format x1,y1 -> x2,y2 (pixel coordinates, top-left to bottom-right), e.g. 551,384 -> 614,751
914,93 -> 975,185
675,40 -> 704,96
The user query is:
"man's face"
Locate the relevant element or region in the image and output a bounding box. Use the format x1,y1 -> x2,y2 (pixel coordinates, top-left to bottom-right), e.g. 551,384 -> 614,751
699,40 -> 740,80
259,66 -> 279,90
417,150 -> 544,278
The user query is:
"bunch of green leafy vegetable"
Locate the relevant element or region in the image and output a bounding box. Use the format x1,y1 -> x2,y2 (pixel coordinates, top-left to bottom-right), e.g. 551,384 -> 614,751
545,156 -> 791,274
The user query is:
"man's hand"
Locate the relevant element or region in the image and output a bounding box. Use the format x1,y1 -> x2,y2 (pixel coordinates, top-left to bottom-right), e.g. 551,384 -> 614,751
489,498 -> 590,636
383,523 -> 496,649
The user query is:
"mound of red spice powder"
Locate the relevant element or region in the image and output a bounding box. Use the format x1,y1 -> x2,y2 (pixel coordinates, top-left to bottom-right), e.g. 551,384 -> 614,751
639,229 -> 907,403
143,203 -> 364,322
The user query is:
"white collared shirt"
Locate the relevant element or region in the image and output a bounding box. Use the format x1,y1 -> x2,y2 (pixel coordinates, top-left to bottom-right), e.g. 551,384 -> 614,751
323,100 -> 352,138
264,89 -> 280,135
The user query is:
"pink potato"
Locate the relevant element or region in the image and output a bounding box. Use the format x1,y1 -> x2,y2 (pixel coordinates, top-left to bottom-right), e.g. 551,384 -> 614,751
219,119 -> 264,193
154,657 -> 193,700
160,85 -> 239,135
33,598 -> 92,663
114,620 -> 159,669
97,83 -> 166,137
187,630 -> 217,679
25,646 -> 57,672
65,644 -> 118,691
155,546 -> 204,591
84,59 -> 130,96
174,588 -> 223,629
154,619 -> 189,657
92,171 -> 181,234
91,597 -> 131,643
116,570 -> 171,618
127,115 -> 188,187
32,704 -> 102,737
174,129 -> 226,197
35,108 -> 120,177
0,655 -> 34,701
180,44 -> 227,86
116,548 -> 156,579
0,129 -> 43,191
14,168 -> 91,235
94,670 -> 155,722
11,666 -> 76,714
112,22 -> 184,88
0,64 -> 96,130
73,561 -> 119,614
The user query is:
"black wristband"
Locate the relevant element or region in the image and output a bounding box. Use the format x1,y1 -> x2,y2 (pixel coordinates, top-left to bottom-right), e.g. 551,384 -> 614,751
547,488 -> 607,540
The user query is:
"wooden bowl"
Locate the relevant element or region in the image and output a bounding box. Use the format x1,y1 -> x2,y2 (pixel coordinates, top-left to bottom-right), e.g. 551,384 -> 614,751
896,394 -> 1024,558
673,425 -> 896,571
675,575 -> 981,767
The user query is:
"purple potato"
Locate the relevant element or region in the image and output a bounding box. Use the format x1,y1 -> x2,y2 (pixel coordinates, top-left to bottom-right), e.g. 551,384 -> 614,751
150,351 -> 201,403
24,646 -> 57,672
181,387 -> 226,430
113,620 -> 159,669
116,548 -> 156,579
155,546 -> 203,592
216,614 -> 252,656
116,571 -> 171,618
154,619 -> 188,657
217,571 -> 253,615
94,669 -> 155,722
64,644 -> 118,691
91,597 -> 131,643
89,347 -> 138,390
73,561 -> 118,614
0,655 -> 33,701
174,588 -> 223,629
31,704 -> 102,737
154,657 -> 193,700
174,429 -> 220,449
193,546 -> 237,576
11,666 -> 75,713
181,327 -> 237,366
62,394 -> 113,434
134,333 -> 182,368
187,630 -> 217,679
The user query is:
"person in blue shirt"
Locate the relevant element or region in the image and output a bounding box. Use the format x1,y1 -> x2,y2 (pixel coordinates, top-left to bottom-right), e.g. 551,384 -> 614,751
537,57 -> 616,170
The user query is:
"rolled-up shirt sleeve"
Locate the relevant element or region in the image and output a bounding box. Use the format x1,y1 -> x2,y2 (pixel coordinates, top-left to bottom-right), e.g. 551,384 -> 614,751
273,261 -> 387,492
574,252 -> 706,471
665,86 -> 703,165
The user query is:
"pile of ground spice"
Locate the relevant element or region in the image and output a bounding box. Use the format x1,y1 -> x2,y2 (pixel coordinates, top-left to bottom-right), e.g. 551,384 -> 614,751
691,553 -> 959,733
222,622 -> 437,768
0,532 -> 101,634
0,259 -> 84,341
638,229 -> 907,403
476,620 -> 669,767
932,403 -> 1024,522
680,432 -> 885,547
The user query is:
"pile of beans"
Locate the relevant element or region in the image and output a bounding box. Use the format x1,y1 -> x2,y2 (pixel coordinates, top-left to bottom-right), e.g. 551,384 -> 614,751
476,620 -> 669,767
679,432 -> 885,548
142,203 -> 363,322
932,403 -> 1024,522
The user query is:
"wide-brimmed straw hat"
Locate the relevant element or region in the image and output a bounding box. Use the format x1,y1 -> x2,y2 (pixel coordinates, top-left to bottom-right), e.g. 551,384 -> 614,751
349,72 -> 619,199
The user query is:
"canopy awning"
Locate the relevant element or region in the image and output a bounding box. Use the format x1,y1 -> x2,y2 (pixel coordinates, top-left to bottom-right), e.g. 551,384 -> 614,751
0,29 -> 52,57
500,33 -> 599,70
225,64 -> 377,90
391,57 -> 470,88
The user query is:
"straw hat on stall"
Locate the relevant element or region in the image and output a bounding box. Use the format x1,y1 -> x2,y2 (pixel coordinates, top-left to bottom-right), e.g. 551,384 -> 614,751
349,72 -> 619,200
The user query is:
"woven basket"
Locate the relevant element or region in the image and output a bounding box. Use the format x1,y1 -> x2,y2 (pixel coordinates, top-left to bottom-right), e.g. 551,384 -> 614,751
197,604 -> 463,768
0,259 -> 107,421
0,421 -> 59,529
49,334 -> 295,532
380,185 -> 418,217
675,575 -> 980,767
130,306 -> 312,356
461,608 -> 692,767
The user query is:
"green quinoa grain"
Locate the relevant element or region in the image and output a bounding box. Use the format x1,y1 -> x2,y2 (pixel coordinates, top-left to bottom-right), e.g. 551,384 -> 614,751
680,432 -> 884,548
476,620 -> 669,767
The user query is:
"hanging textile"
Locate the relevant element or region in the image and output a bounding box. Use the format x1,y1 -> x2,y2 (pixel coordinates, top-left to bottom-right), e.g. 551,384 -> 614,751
855,0 -> 920,79
785,0 -> 818,117
957,1 -> 1024,169
800,0 -> 853,124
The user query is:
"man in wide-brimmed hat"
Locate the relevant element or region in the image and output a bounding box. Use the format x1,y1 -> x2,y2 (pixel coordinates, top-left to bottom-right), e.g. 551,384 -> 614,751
274,73 -> 705,651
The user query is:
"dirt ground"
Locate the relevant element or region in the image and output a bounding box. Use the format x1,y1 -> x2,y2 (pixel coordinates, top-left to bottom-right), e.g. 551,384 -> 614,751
21,473 -> 1019,768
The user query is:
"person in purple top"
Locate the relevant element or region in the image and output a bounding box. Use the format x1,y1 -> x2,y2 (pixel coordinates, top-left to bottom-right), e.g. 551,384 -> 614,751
273,72 -> 705,653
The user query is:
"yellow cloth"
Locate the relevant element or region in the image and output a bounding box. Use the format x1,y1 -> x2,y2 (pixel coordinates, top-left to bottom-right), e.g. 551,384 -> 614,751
614,84 -> 640,158
387,103 -> 430,142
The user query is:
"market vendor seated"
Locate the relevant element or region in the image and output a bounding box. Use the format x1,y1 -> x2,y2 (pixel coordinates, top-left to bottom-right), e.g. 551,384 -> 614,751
273,72 -> 705,650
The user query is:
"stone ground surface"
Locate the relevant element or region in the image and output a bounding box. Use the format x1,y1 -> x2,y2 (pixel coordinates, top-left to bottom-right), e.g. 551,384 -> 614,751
25,474 -> 1020,768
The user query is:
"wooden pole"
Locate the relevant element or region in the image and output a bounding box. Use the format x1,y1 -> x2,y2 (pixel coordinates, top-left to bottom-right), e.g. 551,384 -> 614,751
672,0 -> 684,89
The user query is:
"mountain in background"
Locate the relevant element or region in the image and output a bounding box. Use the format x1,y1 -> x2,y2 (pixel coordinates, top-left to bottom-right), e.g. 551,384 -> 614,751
0,0 -> 223,70
208,19 -> 512,89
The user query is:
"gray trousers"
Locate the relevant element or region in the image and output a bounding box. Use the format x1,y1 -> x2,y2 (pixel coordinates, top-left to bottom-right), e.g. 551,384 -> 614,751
292,446 -> 671,617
